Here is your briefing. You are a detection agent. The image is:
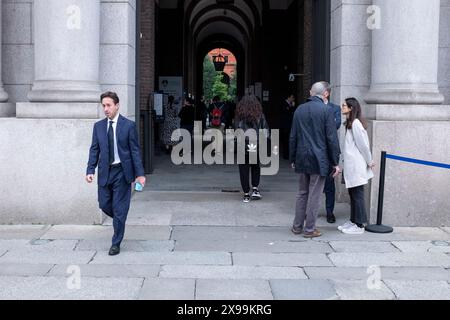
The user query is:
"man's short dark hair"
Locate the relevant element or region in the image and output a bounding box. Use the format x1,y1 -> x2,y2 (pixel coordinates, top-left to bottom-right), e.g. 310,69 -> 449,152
101,91 -> 120,105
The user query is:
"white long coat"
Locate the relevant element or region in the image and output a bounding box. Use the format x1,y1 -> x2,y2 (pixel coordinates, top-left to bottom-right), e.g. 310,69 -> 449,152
343,119 -> 374,189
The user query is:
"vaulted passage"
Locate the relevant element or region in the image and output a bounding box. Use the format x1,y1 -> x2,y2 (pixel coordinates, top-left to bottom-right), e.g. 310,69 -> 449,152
139,0 -> 331,173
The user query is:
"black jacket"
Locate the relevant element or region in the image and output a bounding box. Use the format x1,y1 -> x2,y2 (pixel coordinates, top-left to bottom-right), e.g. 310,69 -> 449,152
290,96 -> 341,177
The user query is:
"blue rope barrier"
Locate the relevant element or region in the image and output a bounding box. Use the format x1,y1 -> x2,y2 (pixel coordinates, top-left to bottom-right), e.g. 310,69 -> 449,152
386,154 -> 450,170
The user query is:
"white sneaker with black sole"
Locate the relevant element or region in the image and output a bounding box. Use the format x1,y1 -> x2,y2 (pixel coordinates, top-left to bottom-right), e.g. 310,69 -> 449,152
251,188 -> 262,200
342,224 -> 365,235
338,221 -> 355,231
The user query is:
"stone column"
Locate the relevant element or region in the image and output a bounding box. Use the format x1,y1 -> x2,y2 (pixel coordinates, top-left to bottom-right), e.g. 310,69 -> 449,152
27,0 -> 101,103
0,0 -> 8,102
363,0 -> 450,227
0,0 -> 15,117
365,0 -> 444,105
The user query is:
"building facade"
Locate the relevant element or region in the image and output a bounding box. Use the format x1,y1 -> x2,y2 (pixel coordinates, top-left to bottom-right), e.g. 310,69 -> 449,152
0,0 -> 449,226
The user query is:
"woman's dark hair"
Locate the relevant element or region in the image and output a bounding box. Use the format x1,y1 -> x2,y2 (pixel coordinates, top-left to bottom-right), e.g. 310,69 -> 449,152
235,95 -> 263,124
100,91 -> 120,105
345,97 -> 367,130
168,95 -> 175,104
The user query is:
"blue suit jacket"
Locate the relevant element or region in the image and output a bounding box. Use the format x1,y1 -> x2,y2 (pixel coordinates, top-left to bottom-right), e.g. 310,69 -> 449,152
328,102 -> 342,131
87,115 -> 145,187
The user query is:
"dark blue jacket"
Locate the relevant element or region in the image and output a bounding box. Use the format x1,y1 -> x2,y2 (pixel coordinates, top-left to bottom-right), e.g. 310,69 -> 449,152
290,96 -> 341,177
87,115 -> 145,187
328,102 -> 342,130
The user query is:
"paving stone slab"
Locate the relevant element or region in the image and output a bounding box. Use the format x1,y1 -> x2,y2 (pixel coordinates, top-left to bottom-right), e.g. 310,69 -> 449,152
270,279 -> 338,300
312,227 -> 450,242
103,214 -> 172,226
174,239 -> 331,253
172,226 -> 301,242
384,280 -> 450,300
91,251 -> 231,265
138,278 -> 195,300
41,225 -> 172,241
329,252 -> 450,267
0,276 -> 143,300
0,240 -> 78,252
380,267 -> 450,281
0,249 -> 96,265
332,280 -> 396,300
195,279 -> 273,300
232,253 -> 333,267
159,265 -> 307,280
48,264 -> 160,278
0,225 -> 50,240
305,267 -> 370,280
41,225 -> 112,240
305,267 -> 450,281
171,211 -> 238,226
329,241 -> 399,253
75,239 -> 174,252
392,241 -> 450,253
0,264 -> 54,276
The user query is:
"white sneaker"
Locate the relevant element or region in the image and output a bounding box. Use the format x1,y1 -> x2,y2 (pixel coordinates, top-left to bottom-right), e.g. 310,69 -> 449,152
338,221 -> 355,231
251,188 -> 262,200
342,224 -> 365,235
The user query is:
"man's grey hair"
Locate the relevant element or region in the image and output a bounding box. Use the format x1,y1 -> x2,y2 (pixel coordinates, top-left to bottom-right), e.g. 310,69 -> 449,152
321,81 -> 331,94
310,82 -> 327,98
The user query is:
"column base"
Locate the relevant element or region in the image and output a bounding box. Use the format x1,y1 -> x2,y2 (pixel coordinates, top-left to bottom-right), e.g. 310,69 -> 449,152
16,103 -> 101,119
367,107 -> 450,227
365,88 -> 445,105
0,117 -> 102,224
28,90 -> 101,103
0,103 -> 15,117
366,104 -> 450,121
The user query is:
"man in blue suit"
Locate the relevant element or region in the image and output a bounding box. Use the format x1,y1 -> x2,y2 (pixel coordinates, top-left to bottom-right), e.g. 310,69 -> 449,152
321,82 -> 342,224
86,92 -> 146,256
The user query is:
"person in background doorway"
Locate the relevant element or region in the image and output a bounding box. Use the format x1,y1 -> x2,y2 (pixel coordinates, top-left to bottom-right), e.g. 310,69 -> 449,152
162,96 -> 179,154
197,95 -> 208,134
179,97 -> 195,135
235,95 -> 270,203
339,98 -> 375,235
321,82 -> 342,224
280,94 -> 296,160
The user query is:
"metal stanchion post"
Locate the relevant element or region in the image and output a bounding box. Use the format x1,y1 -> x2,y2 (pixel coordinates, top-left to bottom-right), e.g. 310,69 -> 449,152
365,151 -> 394,234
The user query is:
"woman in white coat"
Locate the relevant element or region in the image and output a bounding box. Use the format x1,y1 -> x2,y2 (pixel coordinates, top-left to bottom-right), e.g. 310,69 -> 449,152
339,98 -> 375,235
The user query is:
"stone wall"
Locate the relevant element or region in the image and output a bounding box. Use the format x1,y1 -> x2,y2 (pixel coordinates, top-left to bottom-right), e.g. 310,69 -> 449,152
439,0 -> 450,104
2,0 -> 33,104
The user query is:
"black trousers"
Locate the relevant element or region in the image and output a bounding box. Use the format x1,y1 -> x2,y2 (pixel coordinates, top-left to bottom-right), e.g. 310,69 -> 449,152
98,165 -> 132,247
324,175 -> 336,216
239,163 -> 261,194
348,185 -> 368,226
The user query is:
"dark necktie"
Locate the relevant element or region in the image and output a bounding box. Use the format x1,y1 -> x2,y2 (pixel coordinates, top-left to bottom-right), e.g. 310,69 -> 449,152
108,120 -> 115,165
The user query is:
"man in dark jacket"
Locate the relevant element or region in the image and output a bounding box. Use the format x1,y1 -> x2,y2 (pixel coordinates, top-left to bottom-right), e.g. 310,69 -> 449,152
280,94 -> 296,159
321,82 -> 342,224
290,82 -> 341,238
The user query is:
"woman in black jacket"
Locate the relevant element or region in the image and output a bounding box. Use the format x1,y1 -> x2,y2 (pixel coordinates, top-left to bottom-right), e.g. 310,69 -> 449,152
235,95 -> 270,203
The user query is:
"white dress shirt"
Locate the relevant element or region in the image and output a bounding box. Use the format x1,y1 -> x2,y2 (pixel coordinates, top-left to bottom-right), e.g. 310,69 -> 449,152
108,113 -> 121,165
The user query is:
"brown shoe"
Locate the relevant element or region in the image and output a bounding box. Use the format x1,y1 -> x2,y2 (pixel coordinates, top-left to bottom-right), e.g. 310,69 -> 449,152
303,229 -> 322,238
291,226 -> 303,235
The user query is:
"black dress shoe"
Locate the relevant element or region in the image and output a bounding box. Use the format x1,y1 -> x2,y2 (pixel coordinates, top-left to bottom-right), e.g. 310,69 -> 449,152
327,214 -> 336,224
109,245 -> 120,256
